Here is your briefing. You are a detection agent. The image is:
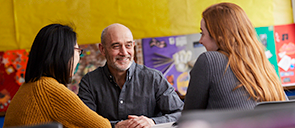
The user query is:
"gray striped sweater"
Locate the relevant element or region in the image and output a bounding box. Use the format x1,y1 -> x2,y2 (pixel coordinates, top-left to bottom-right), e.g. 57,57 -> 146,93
184,51 -> 256,111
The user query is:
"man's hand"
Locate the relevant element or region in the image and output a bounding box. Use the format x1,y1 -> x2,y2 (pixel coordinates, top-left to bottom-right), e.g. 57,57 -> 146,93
115,115 -> 155,128
127,115 -> 155,128
115,120 -> 130,128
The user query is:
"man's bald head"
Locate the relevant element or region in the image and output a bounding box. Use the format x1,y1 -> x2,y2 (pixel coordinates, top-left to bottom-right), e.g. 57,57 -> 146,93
101,23 -> 133,46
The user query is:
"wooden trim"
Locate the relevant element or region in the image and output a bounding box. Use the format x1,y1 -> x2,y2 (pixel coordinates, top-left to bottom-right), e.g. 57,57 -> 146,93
284,85 -> 295,90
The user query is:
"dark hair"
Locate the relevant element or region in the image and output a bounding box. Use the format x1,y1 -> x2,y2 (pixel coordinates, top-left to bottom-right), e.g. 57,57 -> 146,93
25,24 -> 77,85
101,27 -> 108,46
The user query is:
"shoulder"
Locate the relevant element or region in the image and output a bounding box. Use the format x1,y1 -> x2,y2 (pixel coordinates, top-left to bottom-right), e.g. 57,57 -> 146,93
34,77 -> 77,102
38,77 -> 62,87
192,51 -> 229,75
198,51 -> 228,64
38,77 -> 80,100
81,66 -> 104,80
86,66 -> 104,75
37,77 -> 69,91
134,63 -> 163,76
201,51 -> 227,60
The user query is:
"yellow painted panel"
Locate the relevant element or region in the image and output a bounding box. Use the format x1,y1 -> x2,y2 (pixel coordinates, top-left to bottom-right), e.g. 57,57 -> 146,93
0,0 -> 293,51
14,0 -> 95,50
169,0 -> 200,36
113,0 -> 172,39
192,0 -> 274,33
13,0 -> 174,48
235,0 -> 274,27
0,0 -> 18,51
273,0 -> 293,25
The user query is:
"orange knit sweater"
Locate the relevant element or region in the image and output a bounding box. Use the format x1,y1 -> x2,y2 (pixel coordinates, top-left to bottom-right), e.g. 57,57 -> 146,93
3,77 -> 111,128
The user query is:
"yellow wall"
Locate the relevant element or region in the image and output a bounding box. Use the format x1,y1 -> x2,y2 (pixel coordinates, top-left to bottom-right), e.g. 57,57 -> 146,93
0,0 -> 293,51
274,0 -> 293,25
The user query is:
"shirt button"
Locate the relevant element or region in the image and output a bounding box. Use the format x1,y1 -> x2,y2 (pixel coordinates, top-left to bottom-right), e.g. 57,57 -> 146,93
120,100 -> 124,104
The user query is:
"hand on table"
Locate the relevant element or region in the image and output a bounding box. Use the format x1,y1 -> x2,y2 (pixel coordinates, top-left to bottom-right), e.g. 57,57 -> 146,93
115,115 -> 155,128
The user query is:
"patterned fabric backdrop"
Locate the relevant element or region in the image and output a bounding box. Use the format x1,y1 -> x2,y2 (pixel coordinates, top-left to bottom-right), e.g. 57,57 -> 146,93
0,50 -> 28,113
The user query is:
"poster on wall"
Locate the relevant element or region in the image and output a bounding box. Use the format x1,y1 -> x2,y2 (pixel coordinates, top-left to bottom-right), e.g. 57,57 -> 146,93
255,26 -> 280,77
142,34 -> 206,96
274,24 -> 295,86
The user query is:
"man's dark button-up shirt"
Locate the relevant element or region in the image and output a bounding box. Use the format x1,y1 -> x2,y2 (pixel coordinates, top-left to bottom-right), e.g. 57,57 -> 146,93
78,62 -> 184,126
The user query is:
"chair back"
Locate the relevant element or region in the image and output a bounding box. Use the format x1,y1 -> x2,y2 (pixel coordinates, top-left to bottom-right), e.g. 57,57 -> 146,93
255,100 -> 295,109
6,122 -> 63,128
178,102 -> 295,128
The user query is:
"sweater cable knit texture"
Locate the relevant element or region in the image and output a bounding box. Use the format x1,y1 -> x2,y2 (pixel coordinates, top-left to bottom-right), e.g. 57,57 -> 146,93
4,76 -> 111,128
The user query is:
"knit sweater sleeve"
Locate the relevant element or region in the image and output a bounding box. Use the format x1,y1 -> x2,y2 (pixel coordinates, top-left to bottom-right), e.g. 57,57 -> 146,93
37,77 -> 111,128
183,53 -> 211,111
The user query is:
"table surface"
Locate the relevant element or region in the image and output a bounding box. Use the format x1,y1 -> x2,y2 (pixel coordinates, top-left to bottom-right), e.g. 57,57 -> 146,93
151,122 -> 176,128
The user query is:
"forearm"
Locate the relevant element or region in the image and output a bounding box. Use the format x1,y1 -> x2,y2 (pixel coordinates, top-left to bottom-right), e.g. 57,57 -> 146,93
151,111 -> 181,124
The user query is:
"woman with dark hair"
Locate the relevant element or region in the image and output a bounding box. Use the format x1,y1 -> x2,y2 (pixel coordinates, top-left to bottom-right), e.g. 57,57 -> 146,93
4,24 -> 111,128
183,3 -> 286,111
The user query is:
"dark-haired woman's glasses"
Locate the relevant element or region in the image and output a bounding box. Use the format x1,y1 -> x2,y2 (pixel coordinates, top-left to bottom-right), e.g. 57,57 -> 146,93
74,47 -> 83,56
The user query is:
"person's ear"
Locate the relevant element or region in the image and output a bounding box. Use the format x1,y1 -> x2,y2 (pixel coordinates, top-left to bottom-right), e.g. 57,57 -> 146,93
99,43 -> 105,56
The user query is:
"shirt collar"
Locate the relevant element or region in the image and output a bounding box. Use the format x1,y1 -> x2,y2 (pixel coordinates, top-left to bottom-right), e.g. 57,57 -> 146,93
103,61 -> 136,81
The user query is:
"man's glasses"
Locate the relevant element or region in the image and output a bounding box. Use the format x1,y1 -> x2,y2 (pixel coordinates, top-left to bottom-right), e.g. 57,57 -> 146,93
74,47 -> 83,56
